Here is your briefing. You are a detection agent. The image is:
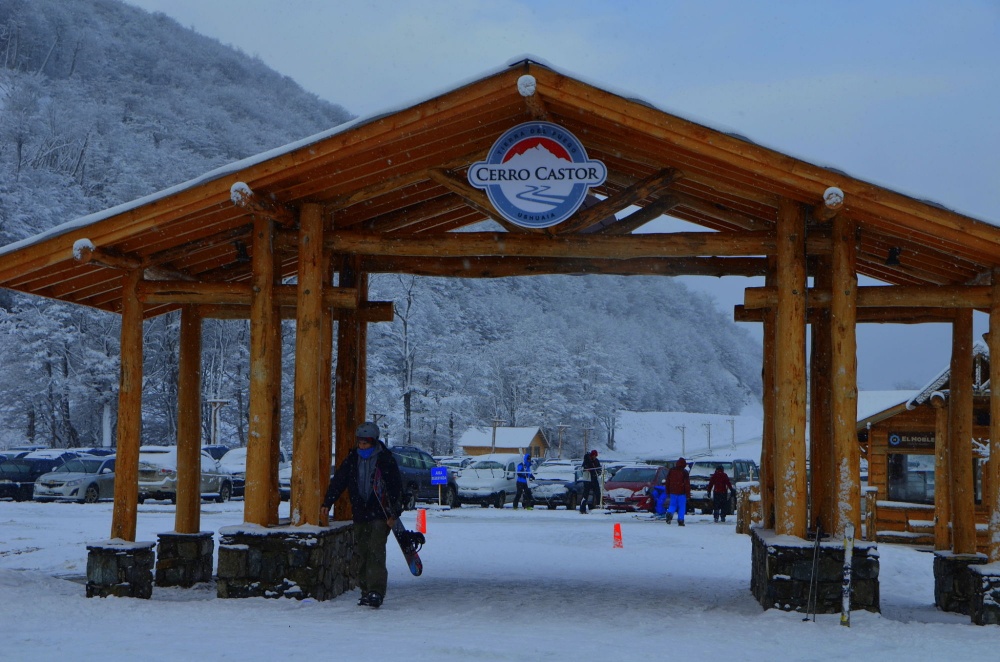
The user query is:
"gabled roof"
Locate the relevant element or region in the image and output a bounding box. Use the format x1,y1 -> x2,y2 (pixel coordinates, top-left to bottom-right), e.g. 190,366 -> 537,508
458,426 -> 546,450
2,58 -> 1000,317
907,343 -> 991,407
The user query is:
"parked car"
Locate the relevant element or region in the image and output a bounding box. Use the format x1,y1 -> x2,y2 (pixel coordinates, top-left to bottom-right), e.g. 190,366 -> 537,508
20,449 -> 81,463
33,456 -> 116,503
277,461 -> 334,502
454,453 -> 521,508
201,444 -> 232,461
686,458 -> 759,514
0,457 -> 68,501
531,463 -> 585,510
602,463 -> 668,512
79,447 -> 115,457
218,446 -> 290,498
137,446 -> 234,503
391,445 -> 455,509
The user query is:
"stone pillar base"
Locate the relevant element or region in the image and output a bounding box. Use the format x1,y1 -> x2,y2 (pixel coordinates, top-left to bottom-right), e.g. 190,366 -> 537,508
934,551 -> 987,616
155,531 -> 214,587
86,540 -> 156,599
750,528 -> 880,614
970,563 -> 1000,625
216,523 -> 357,601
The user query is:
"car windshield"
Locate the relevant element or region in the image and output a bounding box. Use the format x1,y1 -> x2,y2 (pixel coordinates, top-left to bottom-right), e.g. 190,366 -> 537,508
55,459 -> 104,474
469,460 -> 506,471
220,448 -> 248,471
535,467 -> 575,481
609,467 -> 656,483
689,462 -> 733,479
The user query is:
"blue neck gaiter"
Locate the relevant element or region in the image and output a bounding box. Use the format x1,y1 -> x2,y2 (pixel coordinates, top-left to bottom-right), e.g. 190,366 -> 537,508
357,446 -> 375,459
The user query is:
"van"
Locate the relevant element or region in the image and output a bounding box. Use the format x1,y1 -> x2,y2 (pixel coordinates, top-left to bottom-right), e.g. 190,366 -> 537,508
454,453 -> 522,508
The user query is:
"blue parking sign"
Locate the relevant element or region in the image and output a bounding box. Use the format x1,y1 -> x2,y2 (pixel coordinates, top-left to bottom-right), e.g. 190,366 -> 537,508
431,466 -> 448,485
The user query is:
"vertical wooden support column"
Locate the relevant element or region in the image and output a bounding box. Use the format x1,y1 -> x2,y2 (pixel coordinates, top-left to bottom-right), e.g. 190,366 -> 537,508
759,261 -> 777,530
830,215 -> 860,537
292,204 -> 324,526
111,269 -> 143,542
774,199 -> 808,538
318,249 -> 335,507
333,256 -> 361,521
356,271 -> 369,422
245,217 -> 277,526
175,306 -> 202,534
988,270 -> 1000,562
949,309 -> 975,554
932,396 -> 951,550
268,303 -> 282,524
810,259 -> 833,532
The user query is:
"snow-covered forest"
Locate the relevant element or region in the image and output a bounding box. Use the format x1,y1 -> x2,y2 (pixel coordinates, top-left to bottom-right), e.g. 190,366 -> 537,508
0,0 -> 762,456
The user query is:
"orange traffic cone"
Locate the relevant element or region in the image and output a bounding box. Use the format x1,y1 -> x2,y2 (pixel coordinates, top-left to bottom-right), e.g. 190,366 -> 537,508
416,508 -> 427,534
613,522 -> 623,548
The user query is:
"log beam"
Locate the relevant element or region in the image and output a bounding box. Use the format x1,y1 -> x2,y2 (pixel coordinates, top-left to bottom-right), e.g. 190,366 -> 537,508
329,229 -> 783,259
598,194 -> 681,235
743,284 -> 994,310
73,243 -> 195,282
949,309 -> 976,554
425,168 -> 527,233
773,199 -> 808,538
174,306 -> 202,535
110,269 -> 143,542
556,168 -> 682,234
230,181 -> 296,227
137,281 -> 361,308
734,305 -> 959,324
932,395 -> 952,551
196,300 -> 394,321
811,186 -> 845,222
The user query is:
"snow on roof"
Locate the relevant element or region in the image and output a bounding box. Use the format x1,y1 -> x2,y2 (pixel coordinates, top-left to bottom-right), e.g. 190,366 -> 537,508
458,426 -> 543,449
855,390 -> 920,424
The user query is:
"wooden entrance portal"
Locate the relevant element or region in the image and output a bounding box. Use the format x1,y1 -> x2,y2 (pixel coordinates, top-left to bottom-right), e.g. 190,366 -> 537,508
2,59 -> 1000,610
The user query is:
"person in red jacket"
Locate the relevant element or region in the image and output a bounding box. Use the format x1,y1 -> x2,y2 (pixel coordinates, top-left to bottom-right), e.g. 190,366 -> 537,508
664,457 -> 690,526
706,465 -> 737,523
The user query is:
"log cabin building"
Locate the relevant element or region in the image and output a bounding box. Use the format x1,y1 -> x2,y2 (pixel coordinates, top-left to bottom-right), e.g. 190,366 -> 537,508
457,426 -> 549,458
1,58 -> 1000,621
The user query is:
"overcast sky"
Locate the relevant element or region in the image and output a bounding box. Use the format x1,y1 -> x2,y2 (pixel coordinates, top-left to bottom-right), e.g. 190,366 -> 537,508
125,0 -> 1000,390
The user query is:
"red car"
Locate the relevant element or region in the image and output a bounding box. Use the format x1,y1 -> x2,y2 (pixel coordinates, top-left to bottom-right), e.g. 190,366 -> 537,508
602,464 -> 669,512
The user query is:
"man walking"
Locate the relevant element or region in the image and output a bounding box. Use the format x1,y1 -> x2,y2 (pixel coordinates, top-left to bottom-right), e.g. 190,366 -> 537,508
580,449 -> 601,514
664,457 -> 690,526
321,421 -> 403,609
706,465 -> 737,523
513,453 -> 535,509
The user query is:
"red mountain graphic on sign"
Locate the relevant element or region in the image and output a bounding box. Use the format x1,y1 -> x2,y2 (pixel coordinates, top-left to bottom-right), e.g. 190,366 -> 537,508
501,137 -> 571,162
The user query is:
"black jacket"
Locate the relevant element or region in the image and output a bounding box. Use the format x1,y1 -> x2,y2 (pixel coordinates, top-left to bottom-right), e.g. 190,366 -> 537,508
323,442 -> 403,523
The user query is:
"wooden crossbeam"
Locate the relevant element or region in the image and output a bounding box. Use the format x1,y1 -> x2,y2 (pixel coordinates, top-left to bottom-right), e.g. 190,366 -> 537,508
73,244 -> 196,282
327,229 -> 785,259
598,195 -> 680,235
743,285 -> 992,309
197,301 -> 394,321
137,281 -> 361,307
426,168 -> 528,233
734,304 -> 959,324
357,255 -> 767,278
555,168 -> 682,234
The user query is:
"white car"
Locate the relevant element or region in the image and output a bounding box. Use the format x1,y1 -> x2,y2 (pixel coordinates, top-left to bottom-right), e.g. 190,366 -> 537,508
219,447 -> 290,498
33,456 -> 116,503
137,445 -> 233,503
454,453 -> 523,508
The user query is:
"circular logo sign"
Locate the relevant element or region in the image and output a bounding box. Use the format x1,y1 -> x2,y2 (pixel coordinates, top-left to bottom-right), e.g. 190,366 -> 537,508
468,121 -> 607,229
888,433 -> 901,446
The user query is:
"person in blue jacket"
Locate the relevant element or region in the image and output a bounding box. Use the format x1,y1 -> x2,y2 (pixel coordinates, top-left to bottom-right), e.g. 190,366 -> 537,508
321,421 -> 403,609
513,453 -> 535,510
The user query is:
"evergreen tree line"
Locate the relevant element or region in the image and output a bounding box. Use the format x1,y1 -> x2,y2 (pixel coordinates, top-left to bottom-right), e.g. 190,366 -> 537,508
0,0 -> 762,457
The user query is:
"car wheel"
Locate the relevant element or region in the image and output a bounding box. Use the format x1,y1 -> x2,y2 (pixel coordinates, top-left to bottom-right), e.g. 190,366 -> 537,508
138,495 -> 145,504
480,501 -> 489,508
494,491 -> 505,509
547,503 -> 556,510
216,482 -> 232,503
404,489 -> 417,511
443,485 -> 459,508
83,485 -> 100,504
568,494 -> 578,510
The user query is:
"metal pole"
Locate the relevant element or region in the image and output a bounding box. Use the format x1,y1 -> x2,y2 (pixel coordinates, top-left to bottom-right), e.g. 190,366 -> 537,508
675,425 -> 686,456
703,422 -> 712,453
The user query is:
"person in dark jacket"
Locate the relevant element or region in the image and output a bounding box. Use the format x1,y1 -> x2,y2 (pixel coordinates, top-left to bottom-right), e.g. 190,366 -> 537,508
580,449 -> 601,514
706,465 -> 737,523
513,453 -> 535,510
664,457 -> 690,526
321,421 -> 403,609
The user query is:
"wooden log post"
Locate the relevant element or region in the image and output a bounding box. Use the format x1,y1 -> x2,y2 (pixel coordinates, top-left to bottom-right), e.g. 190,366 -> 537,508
759,261 -> 777,530
773,199 -> 808,538
245,217 -> 278,527
110,269 -> 143,542
988,270 -> 1000,562
830,215 -> 860,538
292,204 -> 324,526
932,394 -> 951,551
809,260 -> 833,533
319,249 -> 335,513
175,306 -> 202,534
333,256 -> 362,521
357,271 -> 369,428
949,309 -> 976,555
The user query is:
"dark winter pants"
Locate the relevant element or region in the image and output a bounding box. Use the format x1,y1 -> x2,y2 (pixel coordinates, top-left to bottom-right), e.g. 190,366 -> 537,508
513,482 -> 533,509
711,492 -> 731,522
354,519 -> 391,597
581,478 -> 599,511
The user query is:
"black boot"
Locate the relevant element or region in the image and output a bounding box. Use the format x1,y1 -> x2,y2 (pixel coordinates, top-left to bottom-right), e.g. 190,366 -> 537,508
358,592 -> 371,606
665,512 -> 673,524
368,592 -> 383,609
678,520 -> 685,527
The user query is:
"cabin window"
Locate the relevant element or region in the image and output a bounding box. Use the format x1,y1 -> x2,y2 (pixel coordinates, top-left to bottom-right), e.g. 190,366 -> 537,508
888,453 -> 984,505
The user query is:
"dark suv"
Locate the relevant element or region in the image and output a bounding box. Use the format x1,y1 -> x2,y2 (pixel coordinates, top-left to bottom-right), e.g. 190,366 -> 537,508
390,445 -> 458,509
687,458 -> 759,514
0,457 -> 68,501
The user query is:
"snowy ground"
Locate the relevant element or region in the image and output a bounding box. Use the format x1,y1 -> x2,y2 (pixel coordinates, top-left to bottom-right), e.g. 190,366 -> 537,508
1,500 -> 996,660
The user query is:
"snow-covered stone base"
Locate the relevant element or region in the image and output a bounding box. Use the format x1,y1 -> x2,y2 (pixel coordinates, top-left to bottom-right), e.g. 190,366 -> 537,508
85,539 -> 156,599
216,523 -> 357,601
934,551 -> 987,616
750,528 -> 880,614
155,531 -> 214,588
970,563 -> 1000,625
